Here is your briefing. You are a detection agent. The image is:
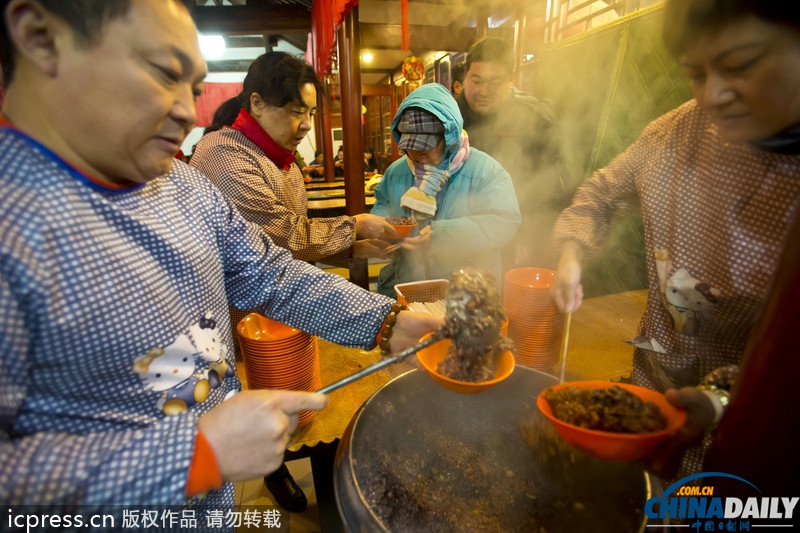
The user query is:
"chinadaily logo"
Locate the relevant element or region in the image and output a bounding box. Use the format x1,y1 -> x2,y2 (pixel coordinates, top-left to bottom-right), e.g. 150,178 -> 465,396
645,472 -> 798,530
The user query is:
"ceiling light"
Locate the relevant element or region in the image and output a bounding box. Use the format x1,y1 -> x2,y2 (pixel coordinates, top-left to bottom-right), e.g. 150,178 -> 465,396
199,34 -> 226,59
361,52 -> 374,63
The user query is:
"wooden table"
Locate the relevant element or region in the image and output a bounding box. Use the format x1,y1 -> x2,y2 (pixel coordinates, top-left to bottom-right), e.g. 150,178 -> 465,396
306,190 -> 375,201
286,288 -> 647,448
238,289 -> 647,531
307,196 -> 376,218
559,288 -> 646,381
305,181 -> 346,190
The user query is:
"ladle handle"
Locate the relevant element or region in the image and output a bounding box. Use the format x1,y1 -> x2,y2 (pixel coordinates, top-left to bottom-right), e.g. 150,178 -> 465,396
317,331 -> 444,394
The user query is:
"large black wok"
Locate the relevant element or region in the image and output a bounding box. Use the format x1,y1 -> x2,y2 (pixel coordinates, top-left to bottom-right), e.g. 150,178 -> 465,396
334,366 -> 651,533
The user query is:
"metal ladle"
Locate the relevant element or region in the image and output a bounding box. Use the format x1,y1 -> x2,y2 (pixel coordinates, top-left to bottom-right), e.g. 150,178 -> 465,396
317,331 -> 445,394
319,268 -> 503,395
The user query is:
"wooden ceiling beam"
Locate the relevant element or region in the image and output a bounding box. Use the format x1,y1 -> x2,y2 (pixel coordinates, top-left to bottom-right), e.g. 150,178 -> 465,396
192,5 -> 311,34
359,23 -> 477,51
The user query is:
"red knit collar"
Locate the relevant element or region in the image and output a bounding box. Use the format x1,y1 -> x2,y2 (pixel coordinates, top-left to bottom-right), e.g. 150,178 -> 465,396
231,109 -> 296,170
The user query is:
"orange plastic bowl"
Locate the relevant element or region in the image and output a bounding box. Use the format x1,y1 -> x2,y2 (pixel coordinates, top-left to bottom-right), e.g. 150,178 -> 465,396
416,333 -> 515,394
237,312 -> 301,342
391,223 -> 417,238
505,267 -> 556,290
536,381 -> 687,462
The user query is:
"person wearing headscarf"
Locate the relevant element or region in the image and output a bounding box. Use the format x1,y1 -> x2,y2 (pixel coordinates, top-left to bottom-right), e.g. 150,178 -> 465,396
371,83 -> 521,297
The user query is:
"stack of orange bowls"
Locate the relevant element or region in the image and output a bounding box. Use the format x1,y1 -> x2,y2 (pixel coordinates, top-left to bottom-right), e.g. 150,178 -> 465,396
237,313 -> 321,428
504,267 -> 565,369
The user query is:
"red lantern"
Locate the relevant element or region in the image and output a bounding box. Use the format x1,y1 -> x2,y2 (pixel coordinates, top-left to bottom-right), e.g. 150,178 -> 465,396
402,56 -> 425,84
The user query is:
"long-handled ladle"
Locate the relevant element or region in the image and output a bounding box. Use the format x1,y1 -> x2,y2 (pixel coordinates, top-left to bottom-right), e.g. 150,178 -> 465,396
318,269 -> 513,394
317,331 -> 445,394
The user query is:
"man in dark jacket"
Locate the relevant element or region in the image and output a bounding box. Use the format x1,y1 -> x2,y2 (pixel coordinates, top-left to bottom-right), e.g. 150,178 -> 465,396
457,37 -> 567,271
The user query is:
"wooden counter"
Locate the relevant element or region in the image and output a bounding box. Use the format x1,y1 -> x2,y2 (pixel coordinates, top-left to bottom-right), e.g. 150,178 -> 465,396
305,181 -> 346,190
237,288 -> 648,449
236,289 -> 647,531
562,288 -> 646,381
276,289 -> 647,452
307,196 -> 376,210
306,190 -> 374,201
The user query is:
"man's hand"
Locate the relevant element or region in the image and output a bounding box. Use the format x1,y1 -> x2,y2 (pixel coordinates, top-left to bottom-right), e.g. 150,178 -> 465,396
389,310 -> 444,355
198,390 -> 328,483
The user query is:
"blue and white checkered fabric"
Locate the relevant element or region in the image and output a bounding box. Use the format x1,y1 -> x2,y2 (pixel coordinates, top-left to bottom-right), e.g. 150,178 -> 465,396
0,126 -> 393,512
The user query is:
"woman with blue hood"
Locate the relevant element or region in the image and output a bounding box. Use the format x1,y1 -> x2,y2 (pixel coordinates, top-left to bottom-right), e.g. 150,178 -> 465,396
372,83 -> 521,297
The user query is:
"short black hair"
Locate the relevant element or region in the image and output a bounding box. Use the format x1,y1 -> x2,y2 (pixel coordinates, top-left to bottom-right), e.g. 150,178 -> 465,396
465,38 -> 514,76
452,64 -> 465,82
451,63 -> 465,92
242,51 -> 324,110
1,0 -> 192,85
663,0 -> 800,57
205,51 -> 324,134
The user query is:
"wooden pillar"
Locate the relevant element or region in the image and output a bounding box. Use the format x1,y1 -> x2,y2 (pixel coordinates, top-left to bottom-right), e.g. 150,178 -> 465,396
338,7 -> 365,213
320,104 -> 335,183
309,7 -> 334,182
338,7 -> 369,289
